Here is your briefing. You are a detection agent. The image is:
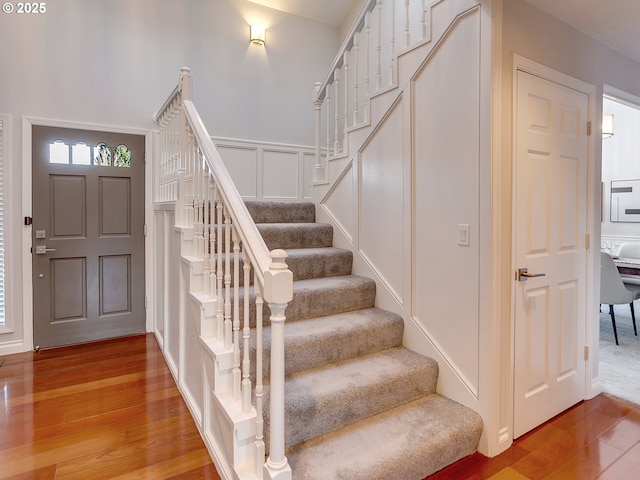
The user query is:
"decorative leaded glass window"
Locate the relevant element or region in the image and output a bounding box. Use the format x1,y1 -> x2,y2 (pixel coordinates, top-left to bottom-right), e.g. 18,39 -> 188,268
47,140 -> 131,168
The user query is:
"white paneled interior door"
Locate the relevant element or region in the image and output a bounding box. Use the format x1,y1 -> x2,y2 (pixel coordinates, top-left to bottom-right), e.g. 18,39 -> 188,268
513,70 -> 588,438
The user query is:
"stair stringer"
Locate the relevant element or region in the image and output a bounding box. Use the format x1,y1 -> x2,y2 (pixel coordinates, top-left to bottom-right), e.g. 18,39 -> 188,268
162,221 -> 261,480
313,0 -> 488,448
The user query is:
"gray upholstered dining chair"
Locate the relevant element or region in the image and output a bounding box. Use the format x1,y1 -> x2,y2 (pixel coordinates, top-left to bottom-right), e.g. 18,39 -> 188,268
601,252 -> 640,345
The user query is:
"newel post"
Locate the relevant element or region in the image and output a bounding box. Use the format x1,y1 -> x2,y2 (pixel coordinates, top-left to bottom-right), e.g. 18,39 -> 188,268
263,249 -> 293,480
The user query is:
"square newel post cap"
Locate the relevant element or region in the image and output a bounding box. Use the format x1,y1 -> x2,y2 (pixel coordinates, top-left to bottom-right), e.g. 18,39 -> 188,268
264,249 -> 293,305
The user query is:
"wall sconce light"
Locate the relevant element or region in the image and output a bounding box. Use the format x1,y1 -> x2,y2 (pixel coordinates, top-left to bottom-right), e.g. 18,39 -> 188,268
250,24 -> 266,46
602,113 -> 614,138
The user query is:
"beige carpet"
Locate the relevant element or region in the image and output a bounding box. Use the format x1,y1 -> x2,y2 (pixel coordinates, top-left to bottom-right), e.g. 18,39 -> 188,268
599,304 -> 640,405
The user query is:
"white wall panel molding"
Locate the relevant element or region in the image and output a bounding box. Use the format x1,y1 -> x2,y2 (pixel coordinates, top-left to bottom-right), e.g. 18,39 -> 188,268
358,96 -> 405,305
320,160 -> 355,248
214,137 -> 314,202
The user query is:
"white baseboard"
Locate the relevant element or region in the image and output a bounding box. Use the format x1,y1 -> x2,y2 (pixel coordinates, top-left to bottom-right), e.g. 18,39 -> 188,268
0,340 -> 29,356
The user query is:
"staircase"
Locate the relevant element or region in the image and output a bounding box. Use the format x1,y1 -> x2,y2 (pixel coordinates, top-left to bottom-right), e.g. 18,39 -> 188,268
246,200 -> 482,479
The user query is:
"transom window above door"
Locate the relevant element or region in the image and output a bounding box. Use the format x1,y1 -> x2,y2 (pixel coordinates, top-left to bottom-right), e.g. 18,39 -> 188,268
49,140 -> 132,167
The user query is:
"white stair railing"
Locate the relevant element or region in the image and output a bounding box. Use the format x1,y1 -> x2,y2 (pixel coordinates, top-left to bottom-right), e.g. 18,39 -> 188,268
313,0 -> 435,182
155,67 -> 293,480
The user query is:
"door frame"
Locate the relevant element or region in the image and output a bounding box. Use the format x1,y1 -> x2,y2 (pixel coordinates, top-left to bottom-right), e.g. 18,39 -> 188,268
510,55 -> 600,437
21,117 -> 154,350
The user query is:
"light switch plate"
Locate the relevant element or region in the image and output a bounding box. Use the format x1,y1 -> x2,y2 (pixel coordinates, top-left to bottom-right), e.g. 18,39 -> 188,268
457,224 -> 470,246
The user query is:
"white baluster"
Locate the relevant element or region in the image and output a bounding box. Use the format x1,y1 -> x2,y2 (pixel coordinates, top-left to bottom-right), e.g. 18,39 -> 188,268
404,0 -> 410,48
333,71 -> 340,154
194,148 -> 203,257
390,0 -> 396,84
313,82 -> 323,183
343,51 -> 349,142
209,183 -> 217,300
254,280 -> 265,478
353,32 -> 359,126
326,89 -> 331,156
202,168 -> 210,295
421,0 -> 427,39
223,207 -> 232,349
364,11 -> 371,123
242,247 -> 252,413
216,199 -> 224,341
232,228 -> 241,400
376,0 -> 383,90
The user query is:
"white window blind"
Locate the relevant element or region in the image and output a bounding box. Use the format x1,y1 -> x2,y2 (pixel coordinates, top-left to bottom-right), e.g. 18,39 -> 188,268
0,118 -> 5,328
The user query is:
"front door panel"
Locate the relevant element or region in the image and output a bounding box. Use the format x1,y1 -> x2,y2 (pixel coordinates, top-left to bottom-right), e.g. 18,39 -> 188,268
32,126 -> 145,348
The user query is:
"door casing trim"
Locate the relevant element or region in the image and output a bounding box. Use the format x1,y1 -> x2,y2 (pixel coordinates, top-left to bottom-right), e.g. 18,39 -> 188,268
22,117 -> 154,350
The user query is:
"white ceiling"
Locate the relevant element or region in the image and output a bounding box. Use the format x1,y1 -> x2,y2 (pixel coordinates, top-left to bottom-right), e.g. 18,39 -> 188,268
249,0 -> 640,64
246,0 -> 362,27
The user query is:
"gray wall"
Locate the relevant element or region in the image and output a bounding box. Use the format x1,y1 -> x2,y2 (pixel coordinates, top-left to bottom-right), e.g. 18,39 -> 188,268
0,0 -> 340,144
0,0 -> 341,352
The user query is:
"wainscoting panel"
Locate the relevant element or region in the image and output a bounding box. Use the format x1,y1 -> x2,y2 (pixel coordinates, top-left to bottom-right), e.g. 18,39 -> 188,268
411,8 -> 481,393
215,145 -> 259,199
214,138 -> 314,201
322,160 -> 355,244
263,149 -> 299,199
359,97 -> 405,304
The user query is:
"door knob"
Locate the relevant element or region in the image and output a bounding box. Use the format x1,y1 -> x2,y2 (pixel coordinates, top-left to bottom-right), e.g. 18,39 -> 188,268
516,268 -> 545,281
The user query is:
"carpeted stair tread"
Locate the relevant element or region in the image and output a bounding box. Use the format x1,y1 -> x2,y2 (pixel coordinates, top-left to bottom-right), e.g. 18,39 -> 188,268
286,275 -> 376,321
245,200 -> 315,224
274,347 -> 439,448
286,393 -> 483,480
284,247 -> 353,280
241,275 -> 377,326
257,223 -> 333,250
255,308 -> 404,380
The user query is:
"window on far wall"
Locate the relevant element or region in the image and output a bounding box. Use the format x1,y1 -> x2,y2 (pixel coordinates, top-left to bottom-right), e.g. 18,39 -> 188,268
0,118 -> 5,328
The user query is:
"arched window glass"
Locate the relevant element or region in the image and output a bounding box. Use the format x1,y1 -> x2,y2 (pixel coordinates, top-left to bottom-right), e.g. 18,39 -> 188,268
49,140 -> 69,164
114,144 -> 131,167
71,142 -> 91,165
95,143 -> 111,166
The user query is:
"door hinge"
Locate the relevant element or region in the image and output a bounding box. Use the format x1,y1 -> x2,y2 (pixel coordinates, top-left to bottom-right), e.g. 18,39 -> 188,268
584,345 -> 589,360
24,216 -> 33,226
585,234 -> 590,250
143,224 -> 148,236
587,121 -> 592,136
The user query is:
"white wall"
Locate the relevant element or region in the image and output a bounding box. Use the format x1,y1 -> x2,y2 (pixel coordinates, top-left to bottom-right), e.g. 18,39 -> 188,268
601,97 -> 640,242
499,0 -> 640,452
0,0 -> 340,353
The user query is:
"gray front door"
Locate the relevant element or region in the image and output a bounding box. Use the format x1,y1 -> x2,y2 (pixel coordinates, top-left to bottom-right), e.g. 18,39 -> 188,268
32,126 -> 145,349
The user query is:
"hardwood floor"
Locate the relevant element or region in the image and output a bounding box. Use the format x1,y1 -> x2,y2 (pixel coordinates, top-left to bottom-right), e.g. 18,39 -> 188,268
2,334 -> 640,480
0,334 -> 220,480
430,393 -> 640,479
